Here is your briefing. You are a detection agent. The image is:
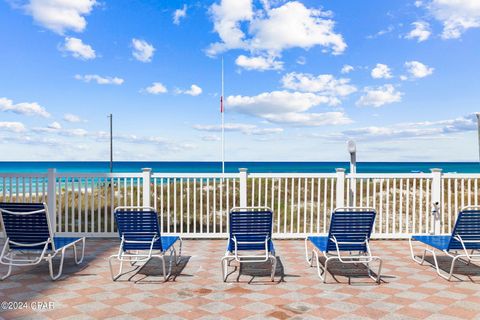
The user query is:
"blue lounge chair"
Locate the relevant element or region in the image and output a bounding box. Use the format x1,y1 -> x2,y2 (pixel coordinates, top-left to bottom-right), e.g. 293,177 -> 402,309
0,202 -> 85,280
409,206 -> 480,280
305,207 -> 382,283
109,206 -> 182,281
221,207 -> 277,282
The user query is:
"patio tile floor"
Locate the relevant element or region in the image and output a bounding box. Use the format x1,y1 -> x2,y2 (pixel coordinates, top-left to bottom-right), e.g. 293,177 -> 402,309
0,239 -> 479,319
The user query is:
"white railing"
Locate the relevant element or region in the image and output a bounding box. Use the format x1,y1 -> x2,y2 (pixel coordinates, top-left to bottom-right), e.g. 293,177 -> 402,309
1,167 -> 479,239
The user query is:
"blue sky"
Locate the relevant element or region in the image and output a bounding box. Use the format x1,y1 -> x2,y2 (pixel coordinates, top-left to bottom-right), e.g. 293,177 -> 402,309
0,0 -> 479,161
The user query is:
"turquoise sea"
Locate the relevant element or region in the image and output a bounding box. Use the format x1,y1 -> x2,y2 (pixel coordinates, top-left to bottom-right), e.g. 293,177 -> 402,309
0,161 -> 479,173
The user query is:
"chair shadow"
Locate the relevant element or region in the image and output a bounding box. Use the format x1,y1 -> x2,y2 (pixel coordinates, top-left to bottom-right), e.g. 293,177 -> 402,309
130,255 -> 192,283
422,255 -> 480,281
317,257 -> 385,285
224,256 -> 286,284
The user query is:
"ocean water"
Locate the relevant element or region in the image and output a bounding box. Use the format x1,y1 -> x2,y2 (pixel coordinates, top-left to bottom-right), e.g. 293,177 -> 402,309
0,161 -> 479,173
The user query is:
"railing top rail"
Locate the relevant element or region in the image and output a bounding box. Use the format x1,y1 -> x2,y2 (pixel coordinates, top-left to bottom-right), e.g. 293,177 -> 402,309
347,173 -> 433,179
56,173 -> 143,178
443,173 -> 480,178
0,173 -> 48,178
248,173 -> 337,178
151,173 -> 239,179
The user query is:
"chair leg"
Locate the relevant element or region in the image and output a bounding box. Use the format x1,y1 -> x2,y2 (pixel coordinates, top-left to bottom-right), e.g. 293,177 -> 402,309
1,263 -> 13,280
48,248 -> 66,281
108,255 -> 125,281
73,238 -> 85,265
409,238 -> 427,265
176,239 -> 183,265
311,250 -> 326,282
270,255 -> 277,282
304,238 -> 312,265
221,255 -> 230,282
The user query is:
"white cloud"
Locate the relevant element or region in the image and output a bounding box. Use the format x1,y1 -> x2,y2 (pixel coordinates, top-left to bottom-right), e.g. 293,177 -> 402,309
207,0 -> 253,55
366,25 -> 394,39
201,135 -> 221,141
405,21 -> 431,42
248,2 -> 346,55
23,0 -> 96,34
296,56 -> 306,65
177,84 -> 203,96
281,72 -> 357,98
74,74 -> 124,85
64,128 -> 88,137
132,38 -> 155,63
61,37 -> 96,60
0,122 -> 26,132
173,4 -> 187,25
371,63 -> 393,79
63,113 -> 83,123
0,97 -> 50,117
48,121 -> 62,130
193,123 -> 283,135
404,61 -> 434,78
226,91 -> 352,126
356,84 -> 402,107
144,82 -> 168,95
341,64 -> 354,74
426,0 -> 480,39
207,1 -> 346,67
235,55 -> 283,71
323,114 -> 476,142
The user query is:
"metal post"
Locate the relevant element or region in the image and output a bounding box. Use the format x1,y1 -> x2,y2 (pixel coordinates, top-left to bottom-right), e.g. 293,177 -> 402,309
431,168 -> 443,234
336,168 -> 346,208
142,168 -> 152,208
47,168 -> 57,232
239,168 -> 248,207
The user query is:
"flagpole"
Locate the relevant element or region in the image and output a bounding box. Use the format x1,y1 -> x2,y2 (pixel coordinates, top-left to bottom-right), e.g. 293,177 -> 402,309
221,57 -> 225,175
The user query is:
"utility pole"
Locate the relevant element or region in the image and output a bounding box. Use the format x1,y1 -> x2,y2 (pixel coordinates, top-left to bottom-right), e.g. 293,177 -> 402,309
109,114 -> 113,173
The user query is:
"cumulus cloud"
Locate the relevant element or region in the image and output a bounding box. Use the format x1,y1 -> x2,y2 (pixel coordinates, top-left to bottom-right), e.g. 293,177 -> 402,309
371,63 -> 393,79
426,0 -> 480,39
356,84 -> 402,107
173,4 -> 187,25
226,91 -> 352,126
193,123 -> 283,135
281,72 -> 357,99
61,37 -> 96,60
75,74 -> 124,85
63,113 -> 84,123
235,55 -> 283,71
207,0 -> 346,68
341,64 -> 354,74
21,0 -> 97,34
144,82 -> 168,95
0,122 -> 26,132
132,38 -> 155,62
405,21 -> 431,42
404,61 -> 434,78
0,97 -> 50,117
176,84 -> 202,96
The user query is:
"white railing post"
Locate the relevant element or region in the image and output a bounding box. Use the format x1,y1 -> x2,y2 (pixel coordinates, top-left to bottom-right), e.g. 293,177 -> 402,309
142,168 -> 152,208
239,168 -> 248,207
336,168 -> 346,208
47,168 -> 57,232
431,168 -> 442,234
